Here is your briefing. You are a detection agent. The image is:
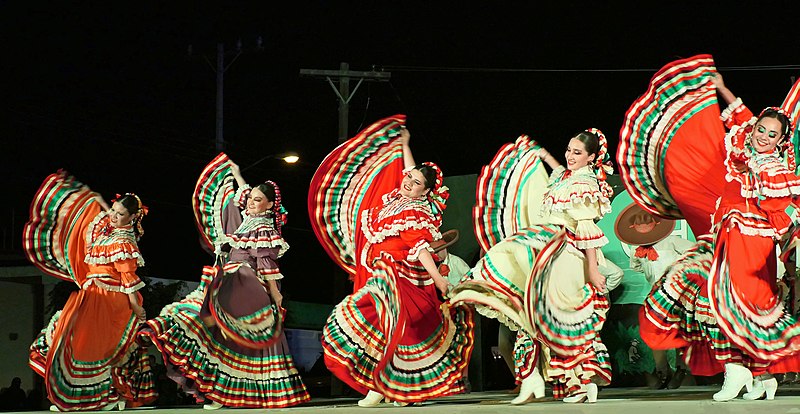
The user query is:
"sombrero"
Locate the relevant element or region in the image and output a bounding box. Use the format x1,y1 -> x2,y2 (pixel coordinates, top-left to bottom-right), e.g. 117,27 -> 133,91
614,203 -> 675,246
430,229 -> 459,253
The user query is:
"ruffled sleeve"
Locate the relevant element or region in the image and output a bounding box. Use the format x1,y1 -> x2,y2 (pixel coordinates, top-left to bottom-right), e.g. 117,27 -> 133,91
84,238 -> 145,267
254,247 -> 284,281
86,212 -> 110,247
723,123 -> 751,183
548,166 -> 567,185
568,204 -> 609,249
361,199 -> 441,246
400,227 -> 436,262
720,98 -> 754,130
542,170 -> 612,217
234,184 -> 251,209
752,160 -> 800,200
113,258 -> 145,293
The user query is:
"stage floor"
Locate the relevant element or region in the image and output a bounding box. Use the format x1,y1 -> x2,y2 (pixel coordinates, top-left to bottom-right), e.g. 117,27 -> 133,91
18,385 -> 800,413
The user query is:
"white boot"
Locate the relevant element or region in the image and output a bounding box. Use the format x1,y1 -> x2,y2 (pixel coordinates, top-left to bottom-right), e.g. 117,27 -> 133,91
357,390 -> 384,407
713,363 -> 753,401
743,374 -> 778,400
510,367 -> 546,405
563,383 -> 597,403
203,401 -> 224,410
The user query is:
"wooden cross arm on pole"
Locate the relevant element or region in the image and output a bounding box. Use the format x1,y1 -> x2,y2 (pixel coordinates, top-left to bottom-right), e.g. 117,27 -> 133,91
299,68 -> 391,81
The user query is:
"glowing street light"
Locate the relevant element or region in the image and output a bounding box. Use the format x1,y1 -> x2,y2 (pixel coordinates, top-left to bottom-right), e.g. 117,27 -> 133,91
243,152 -> 301,172
281,153 -> 300,164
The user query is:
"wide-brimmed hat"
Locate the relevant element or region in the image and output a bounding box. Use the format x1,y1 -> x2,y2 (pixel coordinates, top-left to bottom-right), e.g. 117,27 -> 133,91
614,203 -> 675,246
430,229 -> 459,253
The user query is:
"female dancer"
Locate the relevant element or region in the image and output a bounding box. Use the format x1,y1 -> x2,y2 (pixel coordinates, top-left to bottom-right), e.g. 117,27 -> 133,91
619,54 -> 800,401
451,130 -> 620,404
309,116 -> 474,407
25,171 -> 156,411
140,153 -> 310,409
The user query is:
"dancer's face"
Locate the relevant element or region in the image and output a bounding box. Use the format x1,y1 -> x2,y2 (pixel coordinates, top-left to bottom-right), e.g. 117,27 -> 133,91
565,138 -> 596,171
108,202 -> 134,227
247,187 -> 274,215
400,169 -> 430,198
752,117 -> 785,154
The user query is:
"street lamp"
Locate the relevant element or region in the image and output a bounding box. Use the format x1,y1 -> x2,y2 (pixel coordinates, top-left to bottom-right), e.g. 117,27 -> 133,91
242,152 -> 301,171
281,153 -> 300,164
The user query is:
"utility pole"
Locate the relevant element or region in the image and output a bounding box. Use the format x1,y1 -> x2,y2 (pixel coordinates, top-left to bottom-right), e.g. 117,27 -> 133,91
300,62 -> 390,397
189,37 -> 264,152
300,62 -> 391,143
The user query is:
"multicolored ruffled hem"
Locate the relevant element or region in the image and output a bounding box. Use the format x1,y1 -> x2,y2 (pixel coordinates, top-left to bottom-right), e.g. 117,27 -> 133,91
23,170 -> 103,283
322,256 -> 474,403
472,135 -> 549,252
141,267 -> 310,408
32,302 -> 156,411
450,225 -> 559,333
525,230 -> 610,358
546,338 -> 611,400
513,330 -> 539,383
709,227 -> 800,360
206,264 -> 284,349
639,235 -> 745,375
193,153 -> 236,252
308,115 -> 406,275
617,54 -> 727,236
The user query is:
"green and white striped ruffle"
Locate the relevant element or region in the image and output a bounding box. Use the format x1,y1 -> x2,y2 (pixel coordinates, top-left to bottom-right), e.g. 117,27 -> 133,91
308,115 -> 406,274
617,54 -> 721,234
23,170 -> 101,283
193,153 -> 236,252
142,267 -> 309,408
709,229 -> 800,360
322,256 -> 474,403
525,230 -> 609,356
450,225 -> 559,333
782,78 -> 800,174
473,135 -> 548,253
31,307 -> 155,411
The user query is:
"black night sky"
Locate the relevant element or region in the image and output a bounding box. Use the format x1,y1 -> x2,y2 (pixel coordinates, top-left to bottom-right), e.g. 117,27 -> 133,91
2,1 -> 799,304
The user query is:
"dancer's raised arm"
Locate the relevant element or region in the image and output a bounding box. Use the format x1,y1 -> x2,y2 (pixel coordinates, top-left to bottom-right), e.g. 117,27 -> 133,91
536,146 -> 562,170
399,127 -> 416,169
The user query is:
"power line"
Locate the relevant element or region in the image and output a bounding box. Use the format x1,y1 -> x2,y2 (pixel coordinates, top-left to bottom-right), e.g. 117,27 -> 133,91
382,64 -> 800,73
4,104 -> 211,151
300,63 -> 391,143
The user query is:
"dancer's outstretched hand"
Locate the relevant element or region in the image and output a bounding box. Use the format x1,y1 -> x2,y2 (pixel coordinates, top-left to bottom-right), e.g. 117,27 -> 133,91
710,72 -> 725,89
399,127 -> 411,146
536,148 -> 550,159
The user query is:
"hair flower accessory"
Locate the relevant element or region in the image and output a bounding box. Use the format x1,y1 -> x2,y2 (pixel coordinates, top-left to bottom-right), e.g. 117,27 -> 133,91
585,128 -> 615,198
420,161 -> 449,223
264,180 -> 288,235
